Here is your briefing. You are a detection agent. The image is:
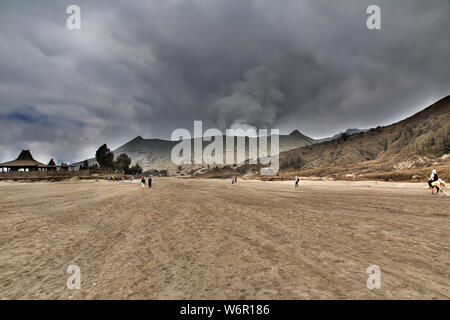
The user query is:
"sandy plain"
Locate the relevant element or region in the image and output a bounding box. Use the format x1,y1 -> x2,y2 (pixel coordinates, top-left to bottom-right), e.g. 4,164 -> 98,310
0,178 -> 448,299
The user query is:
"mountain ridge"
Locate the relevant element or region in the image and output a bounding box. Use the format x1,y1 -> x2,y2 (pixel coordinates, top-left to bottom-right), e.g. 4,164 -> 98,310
73,95 -> 450,178
74,131 -> 318,173
278,95 -> 450,179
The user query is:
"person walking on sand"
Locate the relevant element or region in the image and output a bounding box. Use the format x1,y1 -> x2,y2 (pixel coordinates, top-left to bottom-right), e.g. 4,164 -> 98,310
148,176 -> 152,188
141,176 -> 146,188
295,175 -> 299,188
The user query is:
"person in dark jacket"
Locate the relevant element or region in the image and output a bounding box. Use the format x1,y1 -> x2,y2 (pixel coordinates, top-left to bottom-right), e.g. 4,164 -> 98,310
141,176 -> 146,188
148,176 -> 152,188
428,169 -> 438,188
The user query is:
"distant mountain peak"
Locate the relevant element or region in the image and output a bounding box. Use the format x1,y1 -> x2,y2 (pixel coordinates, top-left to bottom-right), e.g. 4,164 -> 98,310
289,129 -> 303,136
120,136 -> 144,148
131,136 -> 144,141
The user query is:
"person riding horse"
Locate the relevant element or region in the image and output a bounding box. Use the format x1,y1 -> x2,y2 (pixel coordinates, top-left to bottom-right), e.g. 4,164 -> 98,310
428,169 -> 447,194
428,169 -> 439,188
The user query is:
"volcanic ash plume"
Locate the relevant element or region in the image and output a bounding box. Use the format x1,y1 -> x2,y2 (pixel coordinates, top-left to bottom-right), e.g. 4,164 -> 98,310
210,66 -> 285,131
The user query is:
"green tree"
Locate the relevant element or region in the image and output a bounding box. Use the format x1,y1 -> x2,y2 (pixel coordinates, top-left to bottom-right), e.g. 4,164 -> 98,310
95,144 -> 114,170
340,132 -> 349,142
383,139 -> 388,151
82,160 -> 89,170
129,162 -> 143,175
114,153 -> 131,172
443,133 -> 450,153
60,162 -> 68,171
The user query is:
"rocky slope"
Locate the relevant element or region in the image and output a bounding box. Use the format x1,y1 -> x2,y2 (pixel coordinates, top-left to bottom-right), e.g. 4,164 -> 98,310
278,95 -> 450,179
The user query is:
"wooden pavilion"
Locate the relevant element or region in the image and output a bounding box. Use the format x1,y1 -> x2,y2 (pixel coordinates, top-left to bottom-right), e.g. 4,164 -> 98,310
0,150 -> 63,172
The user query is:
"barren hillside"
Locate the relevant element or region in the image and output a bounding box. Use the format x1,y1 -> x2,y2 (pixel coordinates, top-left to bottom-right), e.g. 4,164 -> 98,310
278,96 -> 450,180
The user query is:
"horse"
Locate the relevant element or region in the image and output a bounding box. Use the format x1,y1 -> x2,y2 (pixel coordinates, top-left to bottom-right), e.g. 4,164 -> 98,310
430,179 -> 446,194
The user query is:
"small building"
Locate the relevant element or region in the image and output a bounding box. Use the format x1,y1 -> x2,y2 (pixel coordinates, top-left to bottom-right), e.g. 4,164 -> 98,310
0,150 -> 47,172
0,150 -> 75,172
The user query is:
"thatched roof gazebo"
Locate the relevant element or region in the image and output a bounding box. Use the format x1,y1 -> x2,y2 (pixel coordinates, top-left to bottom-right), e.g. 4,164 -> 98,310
0,150 -> 50,172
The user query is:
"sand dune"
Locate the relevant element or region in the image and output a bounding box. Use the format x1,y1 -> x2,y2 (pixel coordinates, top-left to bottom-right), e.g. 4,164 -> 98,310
0,178 -> 449,299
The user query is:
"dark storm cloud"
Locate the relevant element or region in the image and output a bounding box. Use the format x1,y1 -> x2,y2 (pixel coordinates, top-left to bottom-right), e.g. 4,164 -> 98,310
0,0 -> 449,163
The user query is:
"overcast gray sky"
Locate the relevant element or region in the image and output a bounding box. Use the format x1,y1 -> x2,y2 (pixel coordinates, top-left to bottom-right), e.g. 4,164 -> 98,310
0,0 -> 449,163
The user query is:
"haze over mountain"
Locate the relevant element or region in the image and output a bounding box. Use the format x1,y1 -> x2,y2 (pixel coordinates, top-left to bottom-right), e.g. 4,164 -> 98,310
326,128 -> 369,141
75,130 -> 317,174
